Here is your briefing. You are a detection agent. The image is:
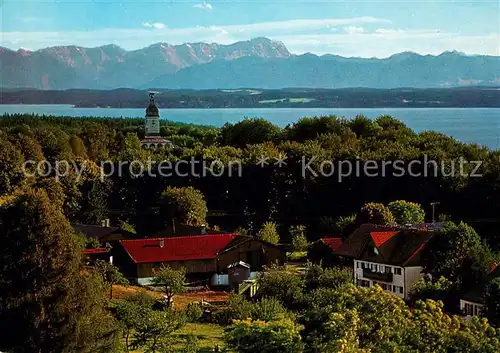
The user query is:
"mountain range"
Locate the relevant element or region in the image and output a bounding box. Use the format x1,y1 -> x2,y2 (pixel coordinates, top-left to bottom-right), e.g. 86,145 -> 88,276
1,37 -> 499,90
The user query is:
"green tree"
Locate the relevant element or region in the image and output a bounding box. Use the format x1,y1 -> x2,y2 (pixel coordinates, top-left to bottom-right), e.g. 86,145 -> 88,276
94,259 -> 129,298
0,189 -> 119,352
483,277 -> 500,327
334,214 -> 357,234
304,264 -> 353,291
162,186 -> 208,227
256,267 -> 305,309
220,118 -> 282,147
151,266 -> 186,308
422,222 -> 490,285
358,202 -> 396,225
258,221 -> 280,244
0,135 -> 25,194
388,200 -> 426,225
185,302 -> 203,323
69,134 -> 88,157
131,309 -> 186,353
290,225 -> 310,252
408,276 -> 453,308
224,318 -> 304,353
252,298 -> 289,322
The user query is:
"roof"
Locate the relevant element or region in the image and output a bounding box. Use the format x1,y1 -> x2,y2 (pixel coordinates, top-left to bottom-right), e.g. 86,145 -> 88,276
336,224 -> 434,266
370,231 -> 399,247
83,248 -> 110,255
218,235 -> 283,255
120,233 -> 239,264
335,224 -> 402,258
321,238 -> 343,253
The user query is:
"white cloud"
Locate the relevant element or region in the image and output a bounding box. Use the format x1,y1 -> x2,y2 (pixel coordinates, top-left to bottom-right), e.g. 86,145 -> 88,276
142,22 -> 166,30
344,26 -> 364,34
193,2 -> 213,10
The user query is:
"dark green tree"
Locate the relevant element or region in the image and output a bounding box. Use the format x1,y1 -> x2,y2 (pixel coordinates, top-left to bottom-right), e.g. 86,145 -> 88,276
162,186 -> 208,227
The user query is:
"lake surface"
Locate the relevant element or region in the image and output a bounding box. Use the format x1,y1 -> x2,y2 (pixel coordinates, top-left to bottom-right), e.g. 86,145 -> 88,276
1,105 -> 499,150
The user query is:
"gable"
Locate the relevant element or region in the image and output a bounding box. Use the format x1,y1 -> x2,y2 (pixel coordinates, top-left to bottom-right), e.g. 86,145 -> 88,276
341,224 -> 433,266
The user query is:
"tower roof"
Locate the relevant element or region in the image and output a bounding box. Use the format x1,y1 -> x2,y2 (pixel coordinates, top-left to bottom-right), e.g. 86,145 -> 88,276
146,92 -> 159,117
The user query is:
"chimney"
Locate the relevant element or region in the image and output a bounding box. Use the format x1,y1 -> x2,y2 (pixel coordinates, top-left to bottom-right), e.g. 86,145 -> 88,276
159,239 -> 164,248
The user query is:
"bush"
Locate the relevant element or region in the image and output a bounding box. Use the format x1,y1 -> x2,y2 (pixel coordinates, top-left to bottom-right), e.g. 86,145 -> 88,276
224,319 -> 305,353
290,225 -> 310,252
185,302 -> 203,323
213,294 -> 254,326
256,268 -> 305,310
252,298 -> 289,322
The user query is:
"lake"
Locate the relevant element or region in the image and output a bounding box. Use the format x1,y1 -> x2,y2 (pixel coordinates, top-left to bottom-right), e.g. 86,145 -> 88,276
1,105 -> 499,150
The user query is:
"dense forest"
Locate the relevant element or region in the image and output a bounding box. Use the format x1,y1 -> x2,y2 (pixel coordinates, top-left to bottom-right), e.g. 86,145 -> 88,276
1,112 -> 500,352
2,86 -> 500,108
0,112 -> 499,246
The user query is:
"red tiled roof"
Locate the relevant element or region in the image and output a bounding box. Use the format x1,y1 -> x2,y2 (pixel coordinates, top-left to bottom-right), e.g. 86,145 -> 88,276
370,231 -> 399,247
83,248 -> 110,254
120,233 -> 239,264
321,238 -> 343,253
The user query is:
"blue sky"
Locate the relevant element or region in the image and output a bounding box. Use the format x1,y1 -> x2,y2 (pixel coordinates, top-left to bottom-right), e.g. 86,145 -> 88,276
1,0 -> 499,57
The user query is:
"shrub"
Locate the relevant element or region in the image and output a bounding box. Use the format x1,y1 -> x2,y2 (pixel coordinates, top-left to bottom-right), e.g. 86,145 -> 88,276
185,302 -> 203,323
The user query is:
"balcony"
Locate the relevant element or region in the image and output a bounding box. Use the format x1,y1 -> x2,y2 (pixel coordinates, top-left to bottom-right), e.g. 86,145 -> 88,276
362,269 -> 393,282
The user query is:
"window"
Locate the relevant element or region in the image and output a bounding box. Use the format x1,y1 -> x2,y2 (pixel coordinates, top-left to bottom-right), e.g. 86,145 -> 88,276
357,262 -> 360,269
380,283 -> 391,291
393,285 -> 403,294
464,303 -> 474,316
394,268 -> 402,275
385,266 -> 392,273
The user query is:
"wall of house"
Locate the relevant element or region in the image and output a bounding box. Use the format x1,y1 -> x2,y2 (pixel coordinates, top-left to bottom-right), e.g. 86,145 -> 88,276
218,240 -> 285,271
404,266 -> 425,299
460,299 -> 484,318
136,259 -> 218,278
353,259 -> 408,299
111,245 -> 138,279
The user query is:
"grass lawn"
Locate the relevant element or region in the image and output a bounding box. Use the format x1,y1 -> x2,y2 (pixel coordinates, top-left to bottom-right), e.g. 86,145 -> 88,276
174,323 -> 226,352
128,323 -> 226,353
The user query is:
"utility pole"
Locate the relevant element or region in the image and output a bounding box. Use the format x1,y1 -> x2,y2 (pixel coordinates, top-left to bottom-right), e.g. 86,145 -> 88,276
430,202 -> 440,223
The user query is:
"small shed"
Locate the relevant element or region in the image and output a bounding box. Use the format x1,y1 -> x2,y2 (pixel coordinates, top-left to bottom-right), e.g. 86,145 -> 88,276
227,261 -> 251,290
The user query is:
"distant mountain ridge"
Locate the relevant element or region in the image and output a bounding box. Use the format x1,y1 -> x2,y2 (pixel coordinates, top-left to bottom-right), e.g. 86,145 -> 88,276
1,37 -> 499,90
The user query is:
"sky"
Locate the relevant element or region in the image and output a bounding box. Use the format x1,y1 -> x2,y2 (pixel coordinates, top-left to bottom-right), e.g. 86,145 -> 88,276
1,0 -> 499,58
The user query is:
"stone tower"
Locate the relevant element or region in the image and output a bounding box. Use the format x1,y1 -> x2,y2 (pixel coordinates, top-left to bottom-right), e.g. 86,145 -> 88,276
140,92 -> 173,149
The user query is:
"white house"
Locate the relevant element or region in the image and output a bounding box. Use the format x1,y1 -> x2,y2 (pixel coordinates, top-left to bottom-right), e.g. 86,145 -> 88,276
459,265 -> 500,319
336,224 -> 434,300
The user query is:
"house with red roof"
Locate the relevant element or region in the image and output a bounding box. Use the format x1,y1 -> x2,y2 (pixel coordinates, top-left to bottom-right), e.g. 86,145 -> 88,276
112,233 -> 285,285
335,224 -> 434,299
307,237 -> 344,267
